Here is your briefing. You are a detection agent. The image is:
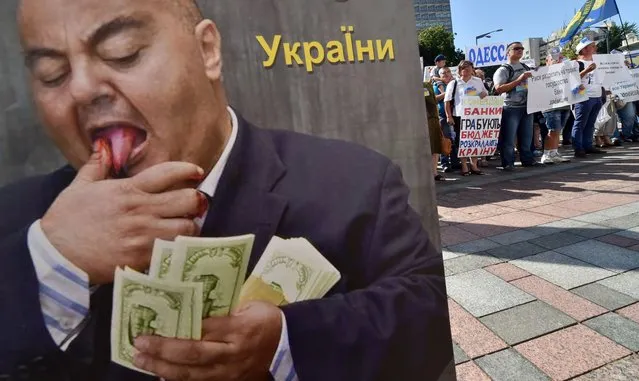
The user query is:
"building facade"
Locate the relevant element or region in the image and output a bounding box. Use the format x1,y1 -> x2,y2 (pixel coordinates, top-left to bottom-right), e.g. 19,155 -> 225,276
413,0 -> 453,32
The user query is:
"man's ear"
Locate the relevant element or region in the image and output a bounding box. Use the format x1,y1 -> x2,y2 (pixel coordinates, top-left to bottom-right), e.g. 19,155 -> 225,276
195,19 -> 222,81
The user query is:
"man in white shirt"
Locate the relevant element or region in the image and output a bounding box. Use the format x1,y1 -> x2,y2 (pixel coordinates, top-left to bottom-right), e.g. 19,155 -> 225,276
572,37 -> 607,158
0,0 -> 451,380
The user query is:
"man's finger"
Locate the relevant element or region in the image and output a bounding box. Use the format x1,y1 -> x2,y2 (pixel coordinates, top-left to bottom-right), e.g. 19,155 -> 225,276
201,315 -> 236,342
129,162 -> 204,193
145,189 -> 207,218
133,353 -> 220,381
134,336 -> 231,366
151,218 -> 201,240
72,139 -> 112,184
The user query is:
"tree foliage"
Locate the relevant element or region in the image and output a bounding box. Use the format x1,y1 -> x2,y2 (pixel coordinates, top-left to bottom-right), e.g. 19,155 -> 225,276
597,22 -> 639,53
417,25 -> 465,67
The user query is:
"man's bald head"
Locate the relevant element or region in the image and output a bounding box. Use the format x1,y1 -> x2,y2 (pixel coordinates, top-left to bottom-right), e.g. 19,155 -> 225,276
172,0 -> 204,29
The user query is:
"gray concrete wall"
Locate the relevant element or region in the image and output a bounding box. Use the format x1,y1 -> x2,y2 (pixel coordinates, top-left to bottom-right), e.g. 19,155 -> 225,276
0,0 -> 67,185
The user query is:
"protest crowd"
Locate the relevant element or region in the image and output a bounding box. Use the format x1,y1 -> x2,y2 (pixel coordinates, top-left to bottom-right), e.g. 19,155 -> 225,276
424,37 -> 639,182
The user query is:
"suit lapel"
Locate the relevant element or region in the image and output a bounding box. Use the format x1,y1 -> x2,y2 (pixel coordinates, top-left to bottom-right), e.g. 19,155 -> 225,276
200,111 -> 288,273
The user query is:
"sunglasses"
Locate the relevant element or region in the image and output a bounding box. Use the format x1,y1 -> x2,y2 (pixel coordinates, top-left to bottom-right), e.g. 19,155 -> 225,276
511,47 -> 524,51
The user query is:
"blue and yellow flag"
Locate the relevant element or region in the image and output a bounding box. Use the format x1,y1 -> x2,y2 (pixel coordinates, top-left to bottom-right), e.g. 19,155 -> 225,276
560,0 -> 619,46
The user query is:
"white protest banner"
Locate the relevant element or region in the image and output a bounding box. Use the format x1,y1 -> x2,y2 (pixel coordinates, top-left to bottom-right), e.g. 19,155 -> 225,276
592,54 -> 634,91
465,42 -> 508,68
521,59 -> 537,69
527,61 -> 588,114
458,96 -> 504,158
630,68 -> 639,83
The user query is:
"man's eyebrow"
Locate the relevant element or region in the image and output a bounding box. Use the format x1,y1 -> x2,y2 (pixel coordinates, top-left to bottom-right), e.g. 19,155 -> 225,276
23,47 -> 66,69
87,16 -> 147,47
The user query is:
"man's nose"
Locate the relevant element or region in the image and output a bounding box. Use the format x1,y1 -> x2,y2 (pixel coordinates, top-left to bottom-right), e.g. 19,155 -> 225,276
68,60 -> 115,108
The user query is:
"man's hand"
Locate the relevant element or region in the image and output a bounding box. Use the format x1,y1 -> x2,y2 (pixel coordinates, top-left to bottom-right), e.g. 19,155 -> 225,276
479,91 -> 488,99
518,71 -> 533,82
447,116 -> 455,126
40,141 -> 208,284
133,302 -> 283,381
587,63 -> 597,73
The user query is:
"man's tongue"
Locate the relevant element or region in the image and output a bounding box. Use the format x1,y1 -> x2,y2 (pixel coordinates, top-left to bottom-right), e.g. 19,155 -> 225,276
102,126 -> 137,175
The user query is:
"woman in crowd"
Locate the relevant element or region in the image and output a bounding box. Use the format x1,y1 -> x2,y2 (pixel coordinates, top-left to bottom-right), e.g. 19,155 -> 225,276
541,48 -> 574,164
434,67 -> 459,173
444,60 -> 488,176
424,76 -> 445,181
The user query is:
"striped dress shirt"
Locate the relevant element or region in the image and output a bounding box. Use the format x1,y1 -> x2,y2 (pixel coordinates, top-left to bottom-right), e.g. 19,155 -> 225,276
25,106 -> 298,380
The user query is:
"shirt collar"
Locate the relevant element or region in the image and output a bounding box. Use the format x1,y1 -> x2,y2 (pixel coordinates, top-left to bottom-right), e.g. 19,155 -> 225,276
197,106 -> 238,198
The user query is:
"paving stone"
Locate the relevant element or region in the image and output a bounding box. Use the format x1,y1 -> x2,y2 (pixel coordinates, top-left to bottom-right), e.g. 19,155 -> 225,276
480,301 -> 575,345
572,211 -> 617,224
555,240 -> 639,273
598,270 -> 639,299
475,349 -> 550,381
571,354 -> 639,381
532,204 -> 587,219
444,253 -> 502,276
571,283 -> 637,310
599,213 -> 639,230
452,342 -> 469,365
583,312 -> 639,351
485,263 -> 531,282
486,241 -> 546,261
528,231 -> 587,250
512,276 -> 607,321
446,239 -> 501,255
447,299 -> 508,359
455,361 -> 491,381
515,325 -> 632,381
571,223 -> 620,239
617,303 -> 639,324
446,269 -> 535,317
616,226 -> 639,241
442,250 -> 465,260
511,251 -> 616,289
440,226 -> 481,247
597,233 -> 639,248
487,229 -> 540,245
529,219 -> 589,236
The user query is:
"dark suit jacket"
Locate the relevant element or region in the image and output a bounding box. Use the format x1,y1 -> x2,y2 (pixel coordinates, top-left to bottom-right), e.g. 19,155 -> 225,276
0,112 -> 452,381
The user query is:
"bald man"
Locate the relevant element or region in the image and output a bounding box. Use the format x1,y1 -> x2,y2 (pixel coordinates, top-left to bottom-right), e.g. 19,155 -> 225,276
0,0 -> 450,380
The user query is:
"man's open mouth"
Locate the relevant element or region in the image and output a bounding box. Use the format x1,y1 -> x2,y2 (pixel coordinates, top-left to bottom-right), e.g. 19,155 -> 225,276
91,123 -> 148,177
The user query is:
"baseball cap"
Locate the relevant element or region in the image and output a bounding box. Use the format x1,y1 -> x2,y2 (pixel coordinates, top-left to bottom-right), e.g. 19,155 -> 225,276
434,54 -> 446,63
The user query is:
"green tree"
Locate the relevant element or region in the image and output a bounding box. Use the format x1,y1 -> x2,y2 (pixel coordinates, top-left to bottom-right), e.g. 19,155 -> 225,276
417,26 -> 464,67
597,22 -> 639,53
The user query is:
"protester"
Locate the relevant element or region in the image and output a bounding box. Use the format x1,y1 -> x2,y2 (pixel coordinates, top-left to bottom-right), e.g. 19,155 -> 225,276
434,67 -> 460,173
0,0 -> 450,379
540,49 -> 573,164
424,80 -> 445,181
617,101 -> 639,142
494,42 -> 541,170
430,55 -> 447,83
444,60 -> 488,176
475,69 -> 494,95
573,37 -> 607,157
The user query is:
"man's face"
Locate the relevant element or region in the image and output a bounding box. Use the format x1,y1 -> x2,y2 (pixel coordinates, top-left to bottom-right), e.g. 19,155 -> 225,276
582,44 -> 596,56
437,60 -> 446,68
508,44 -> 524,59
441,70 -> 452,83
19,0 -> 224,176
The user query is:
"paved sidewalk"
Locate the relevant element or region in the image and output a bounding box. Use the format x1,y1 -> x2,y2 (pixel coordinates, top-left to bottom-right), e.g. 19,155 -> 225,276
437,144 -> 639,380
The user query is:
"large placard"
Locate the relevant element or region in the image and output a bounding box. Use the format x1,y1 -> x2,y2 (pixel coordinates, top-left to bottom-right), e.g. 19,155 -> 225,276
527,61 -> 588,114
458,96 -> 504,158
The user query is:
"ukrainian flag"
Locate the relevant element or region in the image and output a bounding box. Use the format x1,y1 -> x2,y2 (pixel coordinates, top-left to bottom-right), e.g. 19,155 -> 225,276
559,0 -> 619,46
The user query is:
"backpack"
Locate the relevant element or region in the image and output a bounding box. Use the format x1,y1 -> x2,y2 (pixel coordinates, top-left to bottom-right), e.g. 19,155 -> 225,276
444,80 -> 458,112
500,62 -> 531,88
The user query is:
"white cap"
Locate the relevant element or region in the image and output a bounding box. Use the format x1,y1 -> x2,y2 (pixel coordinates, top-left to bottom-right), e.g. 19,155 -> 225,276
576,37 -> 596,54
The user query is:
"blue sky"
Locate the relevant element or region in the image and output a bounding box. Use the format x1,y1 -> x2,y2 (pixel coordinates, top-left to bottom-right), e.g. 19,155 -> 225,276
451,0 -> 639,50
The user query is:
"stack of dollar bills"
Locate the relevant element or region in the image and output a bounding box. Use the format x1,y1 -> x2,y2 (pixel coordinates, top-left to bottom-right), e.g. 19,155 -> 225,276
111,234 -> 340,374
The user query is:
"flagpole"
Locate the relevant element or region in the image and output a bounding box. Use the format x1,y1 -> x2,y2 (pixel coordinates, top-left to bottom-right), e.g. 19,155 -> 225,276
612,0 -> 632,52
